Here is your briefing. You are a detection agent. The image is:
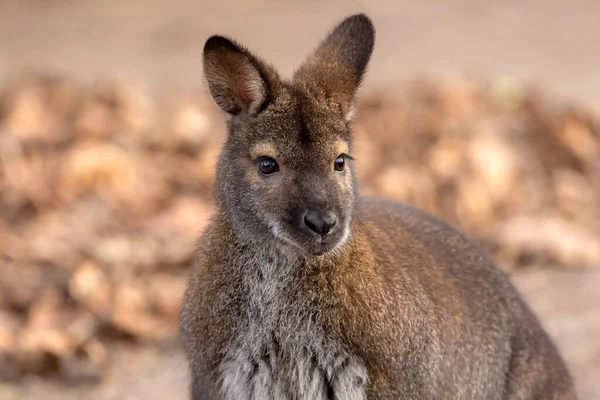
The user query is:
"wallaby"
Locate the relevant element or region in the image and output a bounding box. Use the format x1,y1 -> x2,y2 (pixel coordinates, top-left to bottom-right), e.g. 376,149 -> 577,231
180,14 -> 577,400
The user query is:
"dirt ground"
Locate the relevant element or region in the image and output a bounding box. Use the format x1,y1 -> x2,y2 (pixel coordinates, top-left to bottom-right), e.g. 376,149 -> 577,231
1,1 -> 599,399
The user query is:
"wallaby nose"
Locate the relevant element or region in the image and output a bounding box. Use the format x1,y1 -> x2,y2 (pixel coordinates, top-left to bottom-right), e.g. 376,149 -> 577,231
303,209 -> 337,237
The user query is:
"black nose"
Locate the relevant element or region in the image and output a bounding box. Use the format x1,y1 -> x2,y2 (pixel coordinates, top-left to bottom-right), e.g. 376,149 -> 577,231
303,209 -> 337,237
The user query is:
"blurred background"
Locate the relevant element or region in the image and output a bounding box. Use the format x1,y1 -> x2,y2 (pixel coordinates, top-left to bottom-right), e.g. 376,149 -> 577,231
0,1 -> 599,399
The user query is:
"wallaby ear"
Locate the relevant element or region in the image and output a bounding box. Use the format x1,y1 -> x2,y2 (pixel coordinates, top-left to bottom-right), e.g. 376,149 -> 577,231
293,14 -> 375,121
203,36 -> 278,116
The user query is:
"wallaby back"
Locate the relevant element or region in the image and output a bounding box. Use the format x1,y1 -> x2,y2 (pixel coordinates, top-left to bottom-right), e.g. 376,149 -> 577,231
180,13 -> 577,400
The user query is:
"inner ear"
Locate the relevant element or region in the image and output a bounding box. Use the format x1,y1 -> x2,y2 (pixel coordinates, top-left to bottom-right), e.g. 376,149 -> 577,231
203,36 -> 278,116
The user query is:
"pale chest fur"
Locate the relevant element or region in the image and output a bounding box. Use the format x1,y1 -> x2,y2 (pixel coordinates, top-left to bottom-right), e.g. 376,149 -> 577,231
218,251 -> 368,400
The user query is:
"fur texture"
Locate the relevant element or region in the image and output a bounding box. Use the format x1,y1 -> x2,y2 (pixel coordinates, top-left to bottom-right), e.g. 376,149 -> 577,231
180,13 -> 577,400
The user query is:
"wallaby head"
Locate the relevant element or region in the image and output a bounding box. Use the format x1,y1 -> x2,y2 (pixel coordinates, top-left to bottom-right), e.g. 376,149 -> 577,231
203,14 -> 375,256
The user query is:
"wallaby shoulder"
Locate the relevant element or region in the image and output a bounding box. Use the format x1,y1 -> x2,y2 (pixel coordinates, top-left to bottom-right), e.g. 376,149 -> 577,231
180,212 -> 241,398
353,196 -> 576,398
356,195 -> 514,299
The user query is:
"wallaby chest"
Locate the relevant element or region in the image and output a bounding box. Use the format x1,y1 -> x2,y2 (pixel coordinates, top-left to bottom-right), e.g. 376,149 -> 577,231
218,252 -> 368,400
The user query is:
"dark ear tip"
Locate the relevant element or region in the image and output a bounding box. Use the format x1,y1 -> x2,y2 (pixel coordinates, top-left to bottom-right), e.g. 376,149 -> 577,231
346,13 -> 374,27
342,13 -> 375,36
203,35 -> 240,56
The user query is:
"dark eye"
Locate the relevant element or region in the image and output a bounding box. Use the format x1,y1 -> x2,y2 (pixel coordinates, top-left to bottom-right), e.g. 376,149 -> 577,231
257,157 -> 279,176
334,155 -> 346,172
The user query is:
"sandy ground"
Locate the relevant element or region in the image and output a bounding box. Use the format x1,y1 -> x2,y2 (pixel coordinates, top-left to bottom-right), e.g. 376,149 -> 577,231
1,1 -> 599,399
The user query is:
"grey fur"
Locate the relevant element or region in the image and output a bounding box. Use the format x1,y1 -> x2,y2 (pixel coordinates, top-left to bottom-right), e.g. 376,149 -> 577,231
217,245 -> 367,400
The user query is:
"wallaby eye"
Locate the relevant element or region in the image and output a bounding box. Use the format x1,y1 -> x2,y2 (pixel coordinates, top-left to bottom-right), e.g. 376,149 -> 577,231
334,155 -> 346,172
257,157 -> 279,176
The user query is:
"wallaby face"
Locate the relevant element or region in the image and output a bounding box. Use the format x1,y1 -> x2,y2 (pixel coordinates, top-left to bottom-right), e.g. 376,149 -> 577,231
203,16 -> 374,256
182,13 -> 577,400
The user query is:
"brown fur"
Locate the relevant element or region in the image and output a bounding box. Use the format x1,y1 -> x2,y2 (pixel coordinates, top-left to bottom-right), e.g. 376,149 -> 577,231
181,14 -> 577,400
